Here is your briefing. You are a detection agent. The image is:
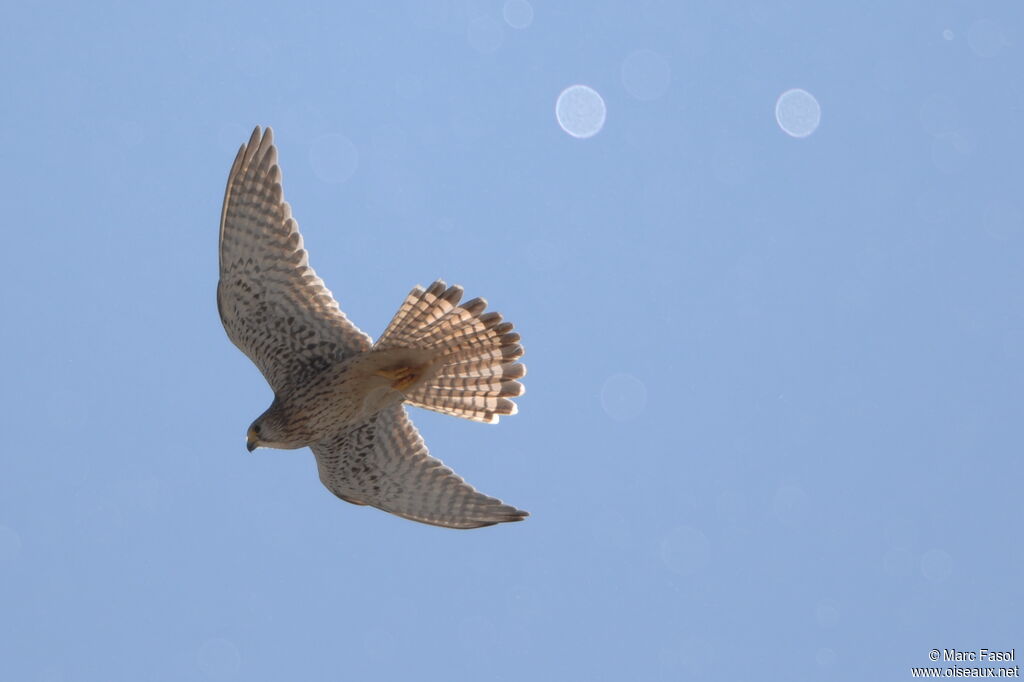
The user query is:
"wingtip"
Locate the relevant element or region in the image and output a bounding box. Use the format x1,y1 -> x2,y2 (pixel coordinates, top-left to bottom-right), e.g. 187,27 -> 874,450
508,508 -> 529,521
462,507 -> 530,528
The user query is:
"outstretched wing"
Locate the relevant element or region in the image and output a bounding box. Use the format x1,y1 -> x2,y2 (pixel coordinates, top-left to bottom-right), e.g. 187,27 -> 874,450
218,126 -> 371,393
311,405 -> 529,529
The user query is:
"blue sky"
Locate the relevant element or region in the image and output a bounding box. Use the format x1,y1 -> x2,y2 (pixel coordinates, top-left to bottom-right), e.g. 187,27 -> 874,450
2,2 -> 1021,680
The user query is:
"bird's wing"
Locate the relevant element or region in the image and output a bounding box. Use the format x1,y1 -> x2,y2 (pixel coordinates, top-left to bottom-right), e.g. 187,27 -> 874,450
311,405 -> 528,529
218,126 -> 371,393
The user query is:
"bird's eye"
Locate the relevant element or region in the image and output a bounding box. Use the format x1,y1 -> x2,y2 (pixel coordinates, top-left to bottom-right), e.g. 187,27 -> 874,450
253,424 -> 261,435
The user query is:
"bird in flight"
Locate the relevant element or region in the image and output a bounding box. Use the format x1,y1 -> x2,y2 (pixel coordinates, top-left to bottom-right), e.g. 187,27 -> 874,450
218,126 -> 528,529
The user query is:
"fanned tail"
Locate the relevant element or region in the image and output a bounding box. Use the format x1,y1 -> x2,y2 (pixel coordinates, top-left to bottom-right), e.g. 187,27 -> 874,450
375,280 -> 525,423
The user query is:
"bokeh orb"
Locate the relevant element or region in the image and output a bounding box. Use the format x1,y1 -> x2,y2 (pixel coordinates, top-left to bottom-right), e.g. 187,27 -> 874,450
968,19 -> 1007,58
600,372 -> 647,421
775,88 -> 821,138
555,85 -> 607,139
503,0 -> 534,29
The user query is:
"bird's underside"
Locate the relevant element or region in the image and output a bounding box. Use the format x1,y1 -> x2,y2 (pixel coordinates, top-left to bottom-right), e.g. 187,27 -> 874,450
218,125 -> 528,529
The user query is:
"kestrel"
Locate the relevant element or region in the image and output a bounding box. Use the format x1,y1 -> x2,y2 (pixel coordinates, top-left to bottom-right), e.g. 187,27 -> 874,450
218,126 -> 528,529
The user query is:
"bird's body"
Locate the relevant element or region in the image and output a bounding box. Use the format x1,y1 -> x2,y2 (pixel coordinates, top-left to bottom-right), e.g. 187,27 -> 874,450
248,347 -> 438,450
218,126 -> 528,529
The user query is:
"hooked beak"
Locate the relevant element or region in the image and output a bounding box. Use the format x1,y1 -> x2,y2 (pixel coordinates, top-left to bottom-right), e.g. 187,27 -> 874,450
246,428 -> 258,452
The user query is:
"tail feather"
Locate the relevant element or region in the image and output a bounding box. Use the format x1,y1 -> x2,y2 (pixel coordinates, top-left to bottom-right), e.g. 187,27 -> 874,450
436,359 -> 525,381
376,281 -> 463,349
436,351 -> 524,377
375,280 -> 525,423
418,394 -> 518,421
416,398 -> 518,423
416,310 -> 503,350
428,377 -> 524,397
421,322 -> 513,358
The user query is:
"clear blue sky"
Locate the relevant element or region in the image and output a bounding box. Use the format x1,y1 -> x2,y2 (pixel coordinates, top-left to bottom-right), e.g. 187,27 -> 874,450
2,2 -> 1021,680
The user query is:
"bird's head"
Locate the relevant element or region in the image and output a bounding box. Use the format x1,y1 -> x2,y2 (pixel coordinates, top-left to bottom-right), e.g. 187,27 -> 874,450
246,422 -> 263,452
246,398 -> 303,452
